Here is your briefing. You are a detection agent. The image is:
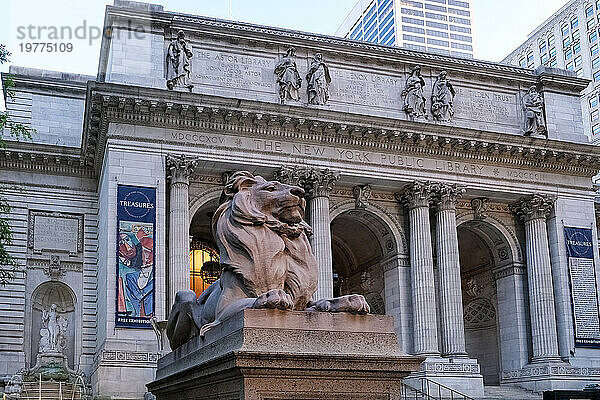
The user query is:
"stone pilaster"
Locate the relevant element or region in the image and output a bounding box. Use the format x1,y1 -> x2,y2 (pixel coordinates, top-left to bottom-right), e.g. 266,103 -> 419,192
275,166 -> 339,300
433,183 -> 467,357
396,181 -> 439,356
511,194 -> 561,363
166,154 -> 198,311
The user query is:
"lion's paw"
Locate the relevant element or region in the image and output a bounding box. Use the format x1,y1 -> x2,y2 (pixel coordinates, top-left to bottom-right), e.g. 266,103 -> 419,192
253,289 -> 294,310
306,294 -> 370,315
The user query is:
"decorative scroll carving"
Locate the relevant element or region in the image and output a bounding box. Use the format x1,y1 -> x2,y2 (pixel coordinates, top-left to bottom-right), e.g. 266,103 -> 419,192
395,180 -> 435,209
522,85 -> 547,137
510,193 -> 556,221
44,255 -> 66,280
166,30 -> 194,91
353,184 -> 372,209
274,47 -> 302,104
401,65 -> 427,121
306,53 -> 331,105
471,198 -> 489,220
431,71 -> 455,122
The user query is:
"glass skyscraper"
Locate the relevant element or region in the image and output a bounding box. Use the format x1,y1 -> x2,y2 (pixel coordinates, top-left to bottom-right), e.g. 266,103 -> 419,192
335,0 -> 475,58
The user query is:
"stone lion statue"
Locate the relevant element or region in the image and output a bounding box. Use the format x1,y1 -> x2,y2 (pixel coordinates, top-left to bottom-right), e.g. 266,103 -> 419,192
167,171 -> 370,349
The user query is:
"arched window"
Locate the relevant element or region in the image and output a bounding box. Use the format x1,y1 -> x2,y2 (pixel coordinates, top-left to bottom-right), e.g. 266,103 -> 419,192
189,240 -> 220,297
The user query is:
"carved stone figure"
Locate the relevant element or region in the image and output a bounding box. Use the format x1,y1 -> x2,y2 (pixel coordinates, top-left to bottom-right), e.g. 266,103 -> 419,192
166,171 -> 370,349
166,30 -> 194,91
431,71 -> 455,122
306,53 -> 331,105
522,85 -> 547,137
274,47 -> 302,103
39,304 -> 67,354
402,65 -> 427,120
471,198 -> 489,220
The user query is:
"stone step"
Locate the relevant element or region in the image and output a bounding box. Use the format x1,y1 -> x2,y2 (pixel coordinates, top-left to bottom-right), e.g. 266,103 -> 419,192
479,385 -> 542,400
20,381 -> 84,400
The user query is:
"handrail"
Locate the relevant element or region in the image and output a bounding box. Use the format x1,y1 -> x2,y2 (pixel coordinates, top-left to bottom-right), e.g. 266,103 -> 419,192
420,378 -> 474,400
401,382 -> 437,400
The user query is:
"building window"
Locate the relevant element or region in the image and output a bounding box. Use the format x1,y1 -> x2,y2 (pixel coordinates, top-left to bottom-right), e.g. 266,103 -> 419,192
577,68 -> 584,77
587,4 -> 595,17
541,53 -> 549,64
591,96 -> 599,108
550,58 -> 558,67
565,48 -> 573,60
593,124 -> 600,135
574,42 -> 581,54
594,56 -> 600,69
575,54 -> 583,67
426,20 -> 449,29
573,29 -> 580,41
563,36 -> 572,48
566,61 -> 574,70
597,0 -> 600,10
594,70 -> 600,81
428,29 -> 449,38
526,51 -> 534,64
549,46 -> 557,57
448,15 -> 470,25
189,240 -> 220,297
519,57 -> 526,67
592,110 -> 599,121
592,43 -> 599,55
539,40 -> 547,54
450,25 -> 471,34
427,38 -> 450,47
403,25 -> 426,34
401,7 -> 424,17
402,16 -> 425,25
561,24 -> 569,36
425,3 -> 447,12
404,33 -> 426,43
571,16 -> 579,29
448,0 -> 469,8
426,11 -> 448,21
590,30 -> 598,43
588,18 -> 597,30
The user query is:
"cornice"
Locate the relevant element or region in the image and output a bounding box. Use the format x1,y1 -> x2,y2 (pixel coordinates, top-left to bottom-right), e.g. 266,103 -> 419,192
0,141 -> 94,178
83,82 -> 600,178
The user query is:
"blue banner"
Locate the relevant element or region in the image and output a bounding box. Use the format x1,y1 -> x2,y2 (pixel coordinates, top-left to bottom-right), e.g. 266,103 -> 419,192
116,185 -> 156,328
564,227 -> 600,348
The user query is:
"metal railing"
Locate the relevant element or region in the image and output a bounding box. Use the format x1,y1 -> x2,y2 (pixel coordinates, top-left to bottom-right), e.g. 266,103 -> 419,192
419,378 -> 474,400
401,382 -> 437,400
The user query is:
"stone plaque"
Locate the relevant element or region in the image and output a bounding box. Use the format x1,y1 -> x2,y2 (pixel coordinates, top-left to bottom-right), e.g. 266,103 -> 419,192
28,211 -> 83,254
329,68 -> 403,109
191,49 -> 276,92
453,87 -> 517,126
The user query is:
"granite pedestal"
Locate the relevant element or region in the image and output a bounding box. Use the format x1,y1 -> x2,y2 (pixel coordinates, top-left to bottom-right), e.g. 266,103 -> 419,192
147,309 -> 423,400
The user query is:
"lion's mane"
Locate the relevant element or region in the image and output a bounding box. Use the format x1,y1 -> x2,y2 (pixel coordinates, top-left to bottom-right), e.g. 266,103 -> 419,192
212,171 -> 318,310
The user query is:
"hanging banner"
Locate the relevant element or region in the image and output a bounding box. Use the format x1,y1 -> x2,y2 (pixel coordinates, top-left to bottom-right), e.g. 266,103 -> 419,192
564,227 -> 600,348
116,185 -> 156,328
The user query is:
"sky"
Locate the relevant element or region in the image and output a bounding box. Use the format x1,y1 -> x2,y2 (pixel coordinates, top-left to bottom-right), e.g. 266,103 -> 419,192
0,0 -> 570,84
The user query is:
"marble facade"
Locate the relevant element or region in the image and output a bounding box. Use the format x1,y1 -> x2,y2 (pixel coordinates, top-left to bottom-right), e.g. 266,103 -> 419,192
1,0 -> 600,398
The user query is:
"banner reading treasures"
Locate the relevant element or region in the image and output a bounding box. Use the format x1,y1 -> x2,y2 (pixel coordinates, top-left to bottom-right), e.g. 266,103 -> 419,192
564,227 -> 600,347
116,185 -> 156,328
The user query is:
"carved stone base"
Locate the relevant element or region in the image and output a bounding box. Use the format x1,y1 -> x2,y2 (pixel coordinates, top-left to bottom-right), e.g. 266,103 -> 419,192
502,362 -> 600,392
147,309 -> 423,400
403,357 -> 485,398
37,352 -> 67,367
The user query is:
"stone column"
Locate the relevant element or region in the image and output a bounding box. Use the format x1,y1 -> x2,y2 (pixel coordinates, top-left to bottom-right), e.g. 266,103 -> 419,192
397,181 -> 439,356
433,183 -> 468,358
166,154 -> 197,310
275,166 -> 339,300
511,194 -> 561,363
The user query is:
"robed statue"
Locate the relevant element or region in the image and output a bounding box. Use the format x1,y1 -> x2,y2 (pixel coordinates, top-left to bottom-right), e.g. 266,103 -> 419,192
166,30 -> 194,91
274,47 -> 302,104
431,70 -> 455,122
306,53 -> 331,105
522,85 -> 547,137
401,65 -> 427,120
39,304 -> 68,354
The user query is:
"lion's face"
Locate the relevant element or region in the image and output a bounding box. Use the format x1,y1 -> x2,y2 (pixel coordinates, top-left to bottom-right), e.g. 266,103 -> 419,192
249,179 -> 306,224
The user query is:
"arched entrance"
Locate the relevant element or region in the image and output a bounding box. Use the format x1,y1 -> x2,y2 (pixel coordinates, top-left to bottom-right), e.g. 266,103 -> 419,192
189,195 -> 221,297
330,206 -> 401,316
457,216 -> 525,385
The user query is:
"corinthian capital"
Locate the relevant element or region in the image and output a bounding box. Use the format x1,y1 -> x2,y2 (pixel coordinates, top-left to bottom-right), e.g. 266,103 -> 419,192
395,181 -> 435,209
275,166 -> 339,199
432,183 -> 466,211
166,154 -> 198,184
510,193 -> 556,222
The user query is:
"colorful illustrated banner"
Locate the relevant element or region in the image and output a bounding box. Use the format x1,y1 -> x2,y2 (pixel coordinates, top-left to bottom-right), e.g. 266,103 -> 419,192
564,227 -> 600,348
116,185 -> 156,328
